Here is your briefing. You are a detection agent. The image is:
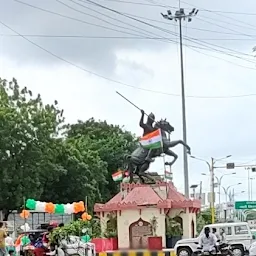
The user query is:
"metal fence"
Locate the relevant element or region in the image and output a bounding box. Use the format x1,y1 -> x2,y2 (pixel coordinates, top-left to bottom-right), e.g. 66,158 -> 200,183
7,211 -> 73,231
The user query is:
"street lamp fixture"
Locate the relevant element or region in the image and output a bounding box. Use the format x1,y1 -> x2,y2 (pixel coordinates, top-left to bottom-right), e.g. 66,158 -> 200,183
190,184 -> 198,198
222,183 -> 242,202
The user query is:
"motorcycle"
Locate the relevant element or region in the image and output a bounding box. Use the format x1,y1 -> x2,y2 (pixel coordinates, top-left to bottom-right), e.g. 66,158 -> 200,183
194,242 -> 233,256
218,243 -> 233,256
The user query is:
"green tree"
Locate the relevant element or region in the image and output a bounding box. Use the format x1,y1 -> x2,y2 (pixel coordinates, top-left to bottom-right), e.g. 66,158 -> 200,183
196,208 -> 216,233
40,136 -> 108,211
64,119 -> 137,202
0,78 -> 65,219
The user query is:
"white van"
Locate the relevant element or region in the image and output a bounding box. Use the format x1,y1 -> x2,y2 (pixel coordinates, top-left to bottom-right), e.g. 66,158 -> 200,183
174,222 -> 255,256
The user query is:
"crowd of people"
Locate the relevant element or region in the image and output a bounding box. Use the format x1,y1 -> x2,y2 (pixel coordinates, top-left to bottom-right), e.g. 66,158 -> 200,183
0,221 -> 64,256
199,227 -> 227,253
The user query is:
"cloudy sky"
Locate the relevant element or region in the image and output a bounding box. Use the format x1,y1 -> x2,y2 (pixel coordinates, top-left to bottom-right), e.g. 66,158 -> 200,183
1,0 -> 256,204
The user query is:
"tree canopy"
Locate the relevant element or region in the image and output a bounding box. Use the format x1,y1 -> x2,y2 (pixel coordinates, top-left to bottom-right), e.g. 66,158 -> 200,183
0,78 -> 137,218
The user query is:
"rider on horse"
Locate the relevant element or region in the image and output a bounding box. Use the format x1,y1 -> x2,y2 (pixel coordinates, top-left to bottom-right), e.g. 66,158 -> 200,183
139,109 -> 157,163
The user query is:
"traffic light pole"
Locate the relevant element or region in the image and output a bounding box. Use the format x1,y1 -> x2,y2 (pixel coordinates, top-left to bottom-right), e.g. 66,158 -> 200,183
220,164 -> 256,202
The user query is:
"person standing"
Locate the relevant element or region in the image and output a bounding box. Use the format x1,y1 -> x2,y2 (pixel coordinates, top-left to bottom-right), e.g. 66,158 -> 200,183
5,232 -> 14,254
212,228 -> 221,241
0,222 -> 7,256
220,228 -> 227,243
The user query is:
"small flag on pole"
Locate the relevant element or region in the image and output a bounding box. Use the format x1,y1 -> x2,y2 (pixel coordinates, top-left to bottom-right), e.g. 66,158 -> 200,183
165,170 -> 173,180
139,129 -> 162,149
112,170 -> 123,182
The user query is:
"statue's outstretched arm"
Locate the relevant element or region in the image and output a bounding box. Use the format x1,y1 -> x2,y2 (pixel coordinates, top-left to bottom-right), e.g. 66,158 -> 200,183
139,110 -> 145,128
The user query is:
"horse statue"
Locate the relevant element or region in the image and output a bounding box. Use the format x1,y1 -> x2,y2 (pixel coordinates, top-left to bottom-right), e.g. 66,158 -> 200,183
124,119 -> 191,183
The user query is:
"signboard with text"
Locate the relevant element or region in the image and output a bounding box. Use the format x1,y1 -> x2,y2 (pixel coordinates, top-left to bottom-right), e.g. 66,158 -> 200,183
235,201 -> 256,209
223,202 -> 234,210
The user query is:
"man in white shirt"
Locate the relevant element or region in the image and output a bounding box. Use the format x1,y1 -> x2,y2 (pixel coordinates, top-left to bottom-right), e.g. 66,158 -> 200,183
199,227 -> 217,252
220,228 -> 227,243
5,234 -> 14,247
212,228 -> 221,242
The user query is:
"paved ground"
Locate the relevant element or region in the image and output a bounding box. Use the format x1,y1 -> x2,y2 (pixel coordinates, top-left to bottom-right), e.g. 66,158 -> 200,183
98,250 -> 176,256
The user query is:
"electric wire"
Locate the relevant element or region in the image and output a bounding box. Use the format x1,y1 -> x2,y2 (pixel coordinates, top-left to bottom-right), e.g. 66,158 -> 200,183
56,0 -> 167,40
176,0 -> 256,38
13,0 -> 255,64
93,0 -> 256,16
69,0 -> 256,61
4,0 -> 256,97
80,0 -> 256,63
2,19 -> 256,99
11,0 -> 149,39
2,34 -> 256,41
179,0 -> 256,30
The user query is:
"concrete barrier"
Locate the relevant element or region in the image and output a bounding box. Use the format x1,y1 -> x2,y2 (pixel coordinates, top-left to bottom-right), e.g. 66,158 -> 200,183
98,250 -> 176,256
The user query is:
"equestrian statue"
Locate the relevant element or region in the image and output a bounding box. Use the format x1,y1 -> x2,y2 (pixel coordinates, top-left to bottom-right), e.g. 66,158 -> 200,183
125,109 -> 191,184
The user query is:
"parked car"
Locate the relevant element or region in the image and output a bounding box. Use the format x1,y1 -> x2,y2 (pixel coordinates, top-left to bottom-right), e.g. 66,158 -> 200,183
174,222 -> 254,256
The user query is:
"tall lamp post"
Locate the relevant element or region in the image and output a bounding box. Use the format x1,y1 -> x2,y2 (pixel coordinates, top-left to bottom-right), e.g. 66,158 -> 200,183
250,177 -> 255,200
222,183 -> 242,220
190,155 -> 232,223
222,183 -> 242,203
190,184 -> 198,198
161,8 -> 198,197
202,172 -> 236,218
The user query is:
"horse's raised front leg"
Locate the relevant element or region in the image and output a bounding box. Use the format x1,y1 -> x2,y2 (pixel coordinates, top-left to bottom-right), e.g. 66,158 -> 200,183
164,149 -> 178,166
166,140 -> 191,154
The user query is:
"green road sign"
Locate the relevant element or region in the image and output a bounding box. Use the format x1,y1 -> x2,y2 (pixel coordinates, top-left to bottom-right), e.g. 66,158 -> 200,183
235,201 -> 256,209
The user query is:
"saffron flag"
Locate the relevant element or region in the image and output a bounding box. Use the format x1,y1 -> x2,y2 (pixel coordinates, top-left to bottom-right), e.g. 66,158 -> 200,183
140,129 -> 162,149
112,170 -> 123,182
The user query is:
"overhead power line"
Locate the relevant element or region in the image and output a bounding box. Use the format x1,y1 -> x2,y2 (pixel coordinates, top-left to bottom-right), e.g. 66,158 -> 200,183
56,0 -> 163,40
1,19 -> 256,99
11,0 -> 145,38
87,0 -> 174,8
13,0 -> 253,64
89,0 -> 256,16
5,0 -> 256,97
78,0 -> 256,63
2,34 -> 256,41
11,0 -> 256,68
178,0 -> 256,37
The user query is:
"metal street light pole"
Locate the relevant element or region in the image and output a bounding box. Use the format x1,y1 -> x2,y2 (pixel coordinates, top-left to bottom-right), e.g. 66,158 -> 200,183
222,183 -> 242,203
250,177 -> 255,200
222,183 -> 241,220
214,173 -> 235,218
161,8 -> 198,197
191,155 -> 231,223
190,184 -> 199,198
202,172 -> 235,219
